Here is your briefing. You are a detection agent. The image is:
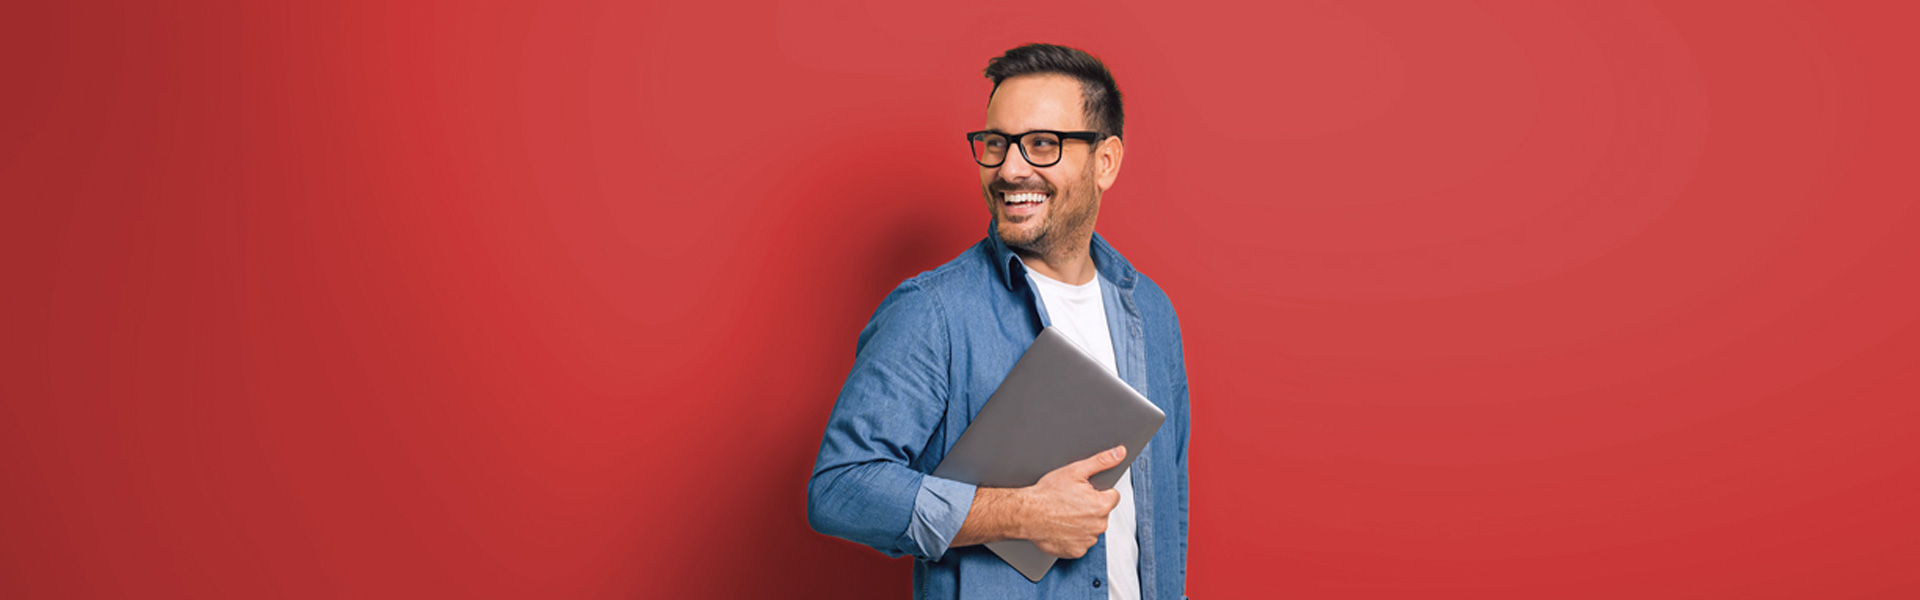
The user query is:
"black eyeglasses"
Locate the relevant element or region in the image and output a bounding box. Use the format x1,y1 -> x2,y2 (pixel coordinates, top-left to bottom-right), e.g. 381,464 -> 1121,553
966,130 -> 1104,168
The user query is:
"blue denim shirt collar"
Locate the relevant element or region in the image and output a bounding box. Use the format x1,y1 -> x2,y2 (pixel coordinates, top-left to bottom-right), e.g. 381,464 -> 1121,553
986,219 -> 1140,293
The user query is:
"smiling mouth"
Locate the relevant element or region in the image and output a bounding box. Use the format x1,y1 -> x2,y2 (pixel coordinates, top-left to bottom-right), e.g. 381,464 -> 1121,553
1001,191 -> 1049,205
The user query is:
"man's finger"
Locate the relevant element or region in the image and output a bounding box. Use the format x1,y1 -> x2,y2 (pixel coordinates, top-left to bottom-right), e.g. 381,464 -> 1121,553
1059,445 -> 1127,480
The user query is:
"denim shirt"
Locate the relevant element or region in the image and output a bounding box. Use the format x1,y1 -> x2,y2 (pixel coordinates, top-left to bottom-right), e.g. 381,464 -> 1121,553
808,221 -> 1191,600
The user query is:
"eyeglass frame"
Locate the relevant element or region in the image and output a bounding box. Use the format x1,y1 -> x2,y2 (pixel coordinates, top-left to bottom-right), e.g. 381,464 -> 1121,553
965,129 -> 1107,168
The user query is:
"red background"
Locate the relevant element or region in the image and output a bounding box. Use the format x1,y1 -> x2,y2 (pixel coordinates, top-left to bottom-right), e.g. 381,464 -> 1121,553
4,1 -> 1918,598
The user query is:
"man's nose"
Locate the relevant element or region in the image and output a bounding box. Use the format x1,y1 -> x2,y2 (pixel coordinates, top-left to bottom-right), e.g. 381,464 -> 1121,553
996,145 -> 1037,181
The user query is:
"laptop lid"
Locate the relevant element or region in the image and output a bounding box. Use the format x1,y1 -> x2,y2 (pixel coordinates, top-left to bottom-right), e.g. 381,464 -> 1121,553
930,327 -> 1167,582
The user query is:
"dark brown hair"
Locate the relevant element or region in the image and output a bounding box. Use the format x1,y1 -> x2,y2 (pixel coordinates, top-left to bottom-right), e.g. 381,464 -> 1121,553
983,43 -> 1124,140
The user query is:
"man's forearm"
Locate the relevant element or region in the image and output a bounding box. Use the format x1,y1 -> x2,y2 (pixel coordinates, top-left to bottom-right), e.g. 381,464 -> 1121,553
950,487 -> 1028,547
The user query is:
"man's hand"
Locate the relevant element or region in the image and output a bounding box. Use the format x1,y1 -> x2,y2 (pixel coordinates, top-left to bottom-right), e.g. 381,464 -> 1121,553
1022,445 -> 1127,558
950,445 -> 1127,559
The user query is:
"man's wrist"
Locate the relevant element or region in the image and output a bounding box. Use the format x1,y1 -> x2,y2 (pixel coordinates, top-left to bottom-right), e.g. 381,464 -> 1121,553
978,486 -> 1026,541
997,486 -> 1033,541
955,485 -> 1033,547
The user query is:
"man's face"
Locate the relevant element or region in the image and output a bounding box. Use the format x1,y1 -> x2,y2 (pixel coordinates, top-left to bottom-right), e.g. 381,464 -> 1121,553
981,74 -> 1107,256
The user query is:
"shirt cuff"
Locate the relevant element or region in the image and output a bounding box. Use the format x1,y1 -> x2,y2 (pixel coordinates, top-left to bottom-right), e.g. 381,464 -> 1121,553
905,474 -> 977,559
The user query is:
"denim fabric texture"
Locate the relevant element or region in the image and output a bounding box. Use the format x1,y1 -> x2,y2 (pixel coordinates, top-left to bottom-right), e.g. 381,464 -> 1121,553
808,221 -> 1191,600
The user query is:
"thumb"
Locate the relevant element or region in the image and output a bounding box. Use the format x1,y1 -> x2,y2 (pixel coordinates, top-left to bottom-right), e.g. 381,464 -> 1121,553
1061,445 -> 1127,480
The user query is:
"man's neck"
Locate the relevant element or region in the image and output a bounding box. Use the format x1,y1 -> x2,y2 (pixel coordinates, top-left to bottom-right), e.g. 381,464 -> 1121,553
1014,238 -> 1096,285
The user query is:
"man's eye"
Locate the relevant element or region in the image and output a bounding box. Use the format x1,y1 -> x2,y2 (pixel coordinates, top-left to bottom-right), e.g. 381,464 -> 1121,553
1032,139 -> 1058,148
985,139 -> 1008,150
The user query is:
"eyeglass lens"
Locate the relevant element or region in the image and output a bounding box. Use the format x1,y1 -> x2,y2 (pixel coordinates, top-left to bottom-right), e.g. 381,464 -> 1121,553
972,132 -> 1063,167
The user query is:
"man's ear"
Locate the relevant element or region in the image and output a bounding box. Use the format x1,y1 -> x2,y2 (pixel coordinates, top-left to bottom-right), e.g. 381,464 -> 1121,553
1095,136 -> 1125,192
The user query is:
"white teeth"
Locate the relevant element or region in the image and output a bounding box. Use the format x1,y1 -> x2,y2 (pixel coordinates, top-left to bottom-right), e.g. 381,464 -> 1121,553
1004,192 -> 1048,204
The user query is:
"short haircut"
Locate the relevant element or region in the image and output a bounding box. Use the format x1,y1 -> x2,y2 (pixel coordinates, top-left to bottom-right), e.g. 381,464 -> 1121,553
983,43 -> 1125,140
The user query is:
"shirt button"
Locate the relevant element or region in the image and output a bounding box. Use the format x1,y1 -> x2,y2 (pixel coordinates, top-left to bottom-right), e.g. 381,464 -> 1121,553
1093,578 -> 1102,588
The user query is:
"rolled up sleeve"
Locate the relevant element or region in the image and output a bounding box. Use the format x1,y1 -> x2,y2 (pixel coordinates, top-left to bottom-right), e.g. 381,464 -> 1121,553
907,474 -> 976,558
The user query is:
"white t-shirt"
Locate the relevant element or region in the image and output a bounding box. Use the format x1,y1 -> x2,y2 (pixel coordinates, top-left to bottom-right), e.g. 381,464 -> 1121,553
1024,261 -> 1139,600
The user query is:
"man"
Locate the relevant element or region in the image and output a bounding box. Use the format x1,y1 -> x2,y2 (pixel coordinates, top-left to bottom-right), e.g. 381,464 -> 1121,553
808,43 -> 1190,600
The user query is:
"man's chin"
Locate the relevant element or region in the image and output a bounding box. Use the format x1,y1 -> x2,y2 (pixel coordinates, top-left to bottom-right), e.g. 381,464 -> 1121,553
996,220 -> 1047,250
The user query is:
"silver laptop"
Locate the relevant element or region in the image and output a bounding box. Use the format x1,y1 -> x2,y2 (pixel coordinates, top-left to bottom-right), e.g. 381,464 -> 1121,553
930,327 -> 1167,582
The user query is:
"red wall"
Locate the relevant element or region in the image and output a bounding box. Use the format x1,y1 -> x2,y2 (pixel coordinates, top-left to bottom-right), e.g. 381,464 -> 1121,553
4,1 -> 1917,598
